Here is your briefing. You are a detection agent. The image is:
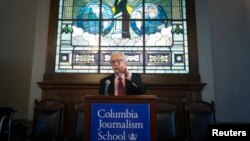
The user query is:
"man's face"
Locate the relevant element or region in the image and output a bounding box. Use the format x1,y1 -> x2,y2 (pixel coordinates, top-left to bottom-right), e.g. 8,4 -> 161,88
110,54 -> 126,74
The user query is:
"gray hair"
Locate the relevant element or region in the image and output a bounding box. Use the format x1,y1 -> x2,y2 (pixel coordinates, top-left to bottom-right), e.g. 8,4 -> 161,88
110,51 -> 126,61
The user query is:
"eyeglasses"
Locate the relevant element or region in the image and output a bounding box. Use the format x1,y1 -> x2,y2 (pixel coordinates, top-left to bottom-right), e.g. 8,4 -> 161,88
110,59 -> 125,65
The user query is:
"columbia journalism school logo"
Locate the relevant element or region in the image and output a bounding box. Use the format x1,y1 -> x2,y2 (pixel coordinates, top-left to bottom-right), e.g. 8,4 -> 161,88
128,133 -> 137,141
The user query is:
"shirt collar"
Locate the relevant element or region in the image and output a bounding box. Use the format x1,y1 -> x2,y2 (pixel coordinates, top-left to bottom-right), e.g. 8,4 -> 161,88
115,73 -> 125,79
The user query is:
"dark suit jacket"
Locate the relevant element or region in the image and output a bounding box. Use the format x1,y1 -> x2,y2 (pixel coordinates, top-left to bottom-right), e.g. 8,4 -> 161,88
99,73 -> 146,95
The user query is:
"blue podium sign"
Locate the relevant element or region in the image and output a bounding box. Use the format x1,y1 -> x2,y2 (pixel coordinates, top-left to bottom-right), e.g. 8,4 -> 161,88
90,103 -> 150,141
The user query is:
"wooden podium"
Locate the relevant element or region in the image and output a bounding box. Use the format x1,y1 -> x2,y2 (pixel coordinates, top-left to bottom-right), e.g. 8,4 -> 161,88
84,95 -> 158,141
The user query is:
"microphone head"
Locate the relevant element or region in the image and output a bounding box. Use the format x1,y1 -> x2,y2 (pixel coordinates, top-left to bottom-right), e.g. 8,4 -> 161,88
105,80 -> 111,85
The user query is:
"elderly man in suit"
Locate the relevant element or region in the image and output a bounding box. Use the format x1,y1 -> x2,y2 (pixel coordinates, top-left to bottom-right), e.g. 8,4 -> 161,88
99,52 -> 146,96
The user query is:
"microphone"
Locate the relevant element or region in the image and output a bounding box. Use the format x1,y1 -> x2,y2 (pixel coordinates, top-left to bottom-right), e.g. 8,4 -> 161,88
104,80 -> 111,96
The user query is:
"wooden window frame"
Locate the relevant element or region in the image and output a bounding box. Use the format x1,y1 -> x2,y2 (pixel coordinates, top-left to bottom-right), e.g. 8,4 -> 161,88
42,0 -> 203,86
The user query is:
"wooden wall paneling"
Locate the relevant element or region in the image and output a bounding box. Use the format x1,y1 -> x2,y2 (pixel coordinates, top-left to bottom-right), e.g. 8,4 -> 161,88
38,82 -> 205,139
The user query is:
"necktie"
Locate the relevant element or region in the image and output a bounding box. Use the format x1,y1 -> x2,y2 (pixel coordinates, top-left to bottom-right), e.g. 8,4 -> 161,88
118,77 -> 125,96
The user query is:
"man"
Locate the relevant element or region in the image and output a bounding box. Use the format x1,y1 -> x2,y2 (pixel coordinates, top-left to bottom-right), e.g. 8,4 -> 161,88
99,52 -> 146,96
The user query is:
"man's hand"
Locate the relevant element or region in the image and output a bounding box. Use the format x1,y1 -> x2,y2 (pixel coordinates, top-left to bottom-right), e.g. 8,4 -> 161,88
119,63 -> 129,77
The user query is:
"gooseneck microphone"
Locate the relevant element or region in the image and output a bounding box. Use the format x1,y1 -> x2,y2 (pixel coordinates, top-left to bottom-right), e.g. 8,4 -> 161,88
104,80 -> 111,96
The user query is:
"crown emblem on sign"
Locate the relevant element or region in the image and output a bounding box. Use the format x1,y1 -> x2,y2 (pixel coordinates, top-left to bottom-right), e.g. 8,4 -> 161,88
128,133 -> 137,141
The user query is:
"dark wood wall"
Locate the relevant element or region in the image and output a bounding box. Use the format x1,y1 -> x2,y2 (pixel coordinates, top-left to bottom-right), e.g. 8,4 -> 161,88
38,81 -> 205,139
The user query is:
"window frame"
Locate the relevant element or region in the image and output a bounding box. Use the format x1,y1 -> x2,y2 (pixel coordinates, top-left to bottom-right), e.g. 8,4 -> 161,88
43,0 -> 201,85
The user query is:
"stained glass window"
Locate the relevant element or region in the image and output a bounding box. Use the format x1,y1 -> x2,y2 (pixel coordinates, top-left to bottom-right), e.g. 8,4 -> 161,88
56,0 -> 188,74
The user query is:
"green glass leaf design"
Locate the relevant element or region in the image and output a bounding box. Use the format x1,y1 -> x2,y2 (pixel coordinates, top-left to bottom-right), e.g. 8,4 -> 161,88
171,25 -> 183,34
62,24 -> 73,34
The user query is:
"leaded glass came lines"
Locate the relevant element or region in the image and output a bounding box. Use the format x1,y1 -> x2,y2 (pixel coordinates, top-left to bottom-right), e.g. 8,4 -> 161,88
55,0 -> 189,74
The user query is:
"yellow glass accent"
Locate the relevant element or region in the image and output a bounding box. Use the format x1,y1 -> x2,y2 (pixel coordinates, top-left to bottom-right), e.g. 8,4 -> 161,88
126,5 -> 133,14
112,5 -> 133,14
112,7 -> 116,13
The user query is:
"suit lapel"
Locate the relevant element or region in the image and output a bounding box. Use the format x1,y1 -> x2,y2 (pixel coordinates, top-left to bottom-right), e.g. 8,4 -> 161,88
108,74 -> 115,95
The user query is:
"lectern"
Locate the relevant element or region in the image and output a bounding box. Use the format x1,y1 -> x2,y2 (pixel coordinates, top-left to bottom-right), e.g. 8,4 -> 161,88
84,95 -> 158,141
